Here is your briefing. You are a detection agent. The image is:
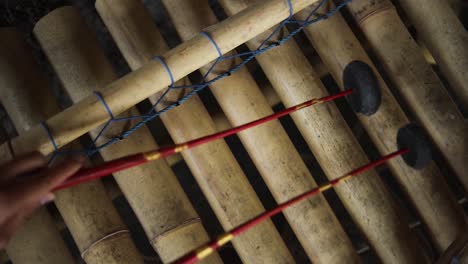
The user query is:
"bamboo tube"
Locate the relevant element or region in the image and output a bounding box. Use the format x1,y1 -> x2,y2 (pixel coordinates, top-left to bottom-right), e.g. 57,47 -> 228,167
345,0 -> 468,190
95,1 -> 295,263
397,0 -> 468,114
218,0 -> 427,262
0,28 -> 73,264
6,210 -> 74,264
9,0 -> 320,157
0,27 -> 143,264
33,7 -> 221,263
296,2 -> 466,252
160,0 -> 360,262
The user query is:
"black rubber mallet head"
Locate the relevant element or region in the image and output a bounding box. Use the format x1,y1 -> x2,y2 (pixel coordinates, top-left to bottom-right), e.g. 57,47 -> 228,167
343,60 -> 381,116
397,124 -> 432,170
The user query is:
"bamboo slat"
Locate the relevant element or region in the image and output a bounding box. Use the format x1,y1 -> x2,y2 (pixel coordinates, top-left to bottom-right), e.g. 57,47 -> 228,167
5,209 -> 73,264
0,27 -> 143,264
160,0 -> 360,263
218,0 -> 427,262
397,0 -> 468,114
345,0 -> 468,190
0,28 -> 75,264
95,1 -> 295,263
296,2 -> 466,252
33,7 -> 221,264
8,0 -> 321,158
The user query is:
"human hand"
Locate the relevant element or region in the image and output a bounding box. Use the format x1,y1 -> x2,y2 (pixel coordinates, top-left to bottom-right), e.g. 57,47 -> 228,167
0,152 -> 83,249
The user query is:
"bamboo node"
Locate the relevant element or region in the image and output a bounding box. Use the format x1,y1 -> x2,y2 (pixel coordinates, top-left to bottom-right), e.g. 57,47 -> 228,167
80,230 -> 131,258
37,0 -> 354,171
151,217 -> 202,244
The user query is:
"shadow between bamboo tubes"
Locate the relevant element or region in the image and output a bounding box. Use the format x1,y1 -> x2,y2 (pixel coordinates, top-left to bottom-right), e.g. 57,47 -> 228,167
0,27 -> 144,264
0,27 -> 76,264
345,0 -> 468,192
296,2 -> 466,252
95,1 -> 297,263
217,0 -> 430,262
33,7 -> 221,264
160,0 -> 360,262
396,0 -> 468,115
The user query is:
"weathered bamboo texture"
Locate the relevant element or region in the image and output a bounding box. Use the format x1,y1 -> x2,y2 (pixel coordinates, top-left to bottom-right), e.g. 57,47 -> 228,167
8,0 -> 320,157
0,27 -> 143,264
96,1 -> 293,263
33,7 -> 221,264
95,1 -> 296,263
397,0 -> 468,114
296,2 -> 466,252
345,0 -> 468,190
161,0 -> 360,263
0,27 -> 75,264
218,0 -> 427,262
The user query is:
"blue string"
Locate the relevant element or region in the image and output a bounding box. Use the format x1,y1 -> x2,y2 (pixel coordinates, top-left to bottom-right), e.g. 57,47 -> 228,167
153,56 -> 175,87
44,0 -> 352,159
94,91 -> 114,119
40,121 -> 58,151
286,0 -> 294,18
200,31 -> 223,57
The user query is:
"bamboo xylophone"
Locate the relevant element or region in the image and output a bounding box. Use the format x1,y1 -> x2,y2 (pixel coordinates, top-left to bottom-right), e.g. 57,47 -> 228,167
0,0 -> 466,263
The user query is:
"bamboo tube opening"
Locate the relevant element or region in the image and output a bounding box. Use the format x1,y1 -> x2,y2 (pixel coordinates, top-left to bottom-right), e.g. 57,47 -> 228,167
33,6 -> 221,263
0,27 -> 144,264
8,0 -> 321,157
0,1 -> 466,263
0,27 -> 76,264
95,1 -> 300,263
159,0 -> 361,263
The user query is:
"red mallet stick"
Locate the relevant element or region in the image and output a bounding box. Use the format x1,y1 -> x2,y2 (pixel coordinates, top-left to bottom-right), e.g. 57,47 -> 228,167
54,89 -> 353,191
174,148 -> 409,264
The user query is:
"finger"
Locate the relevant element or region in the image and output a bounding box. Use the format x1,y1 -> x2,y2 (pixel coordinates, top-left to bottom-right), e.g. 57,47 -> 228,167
9,157 -> 83,207
0,152 -> 47,182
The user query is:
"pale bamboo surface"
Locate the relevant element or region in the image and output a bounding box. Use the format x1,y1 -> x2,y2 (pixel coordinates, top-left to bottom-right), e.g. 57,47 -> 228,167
5,209 -> 73,264
95,1 -> 296,263
397,0 -> 468,114
161,0 -> 360,263
0,27 -> 143,264
296,2 -> 466,252
218,0 -> 428,262
33,7 -> 220,264
9,0 -> 320,158
0,27 -> 75,264
345,0 -> 468,190
163,0 -> 366,263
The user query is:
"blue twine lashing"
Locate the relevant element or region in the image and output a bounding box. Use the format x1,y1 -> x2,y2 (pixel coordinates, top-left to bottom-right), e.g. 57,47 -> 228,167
40,121 -> 58,151
200,31 -> 223,57
94,91 -> 114,119
153,55 -> 175,87
286,0 -> 294,18
47,0 -> 351,160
